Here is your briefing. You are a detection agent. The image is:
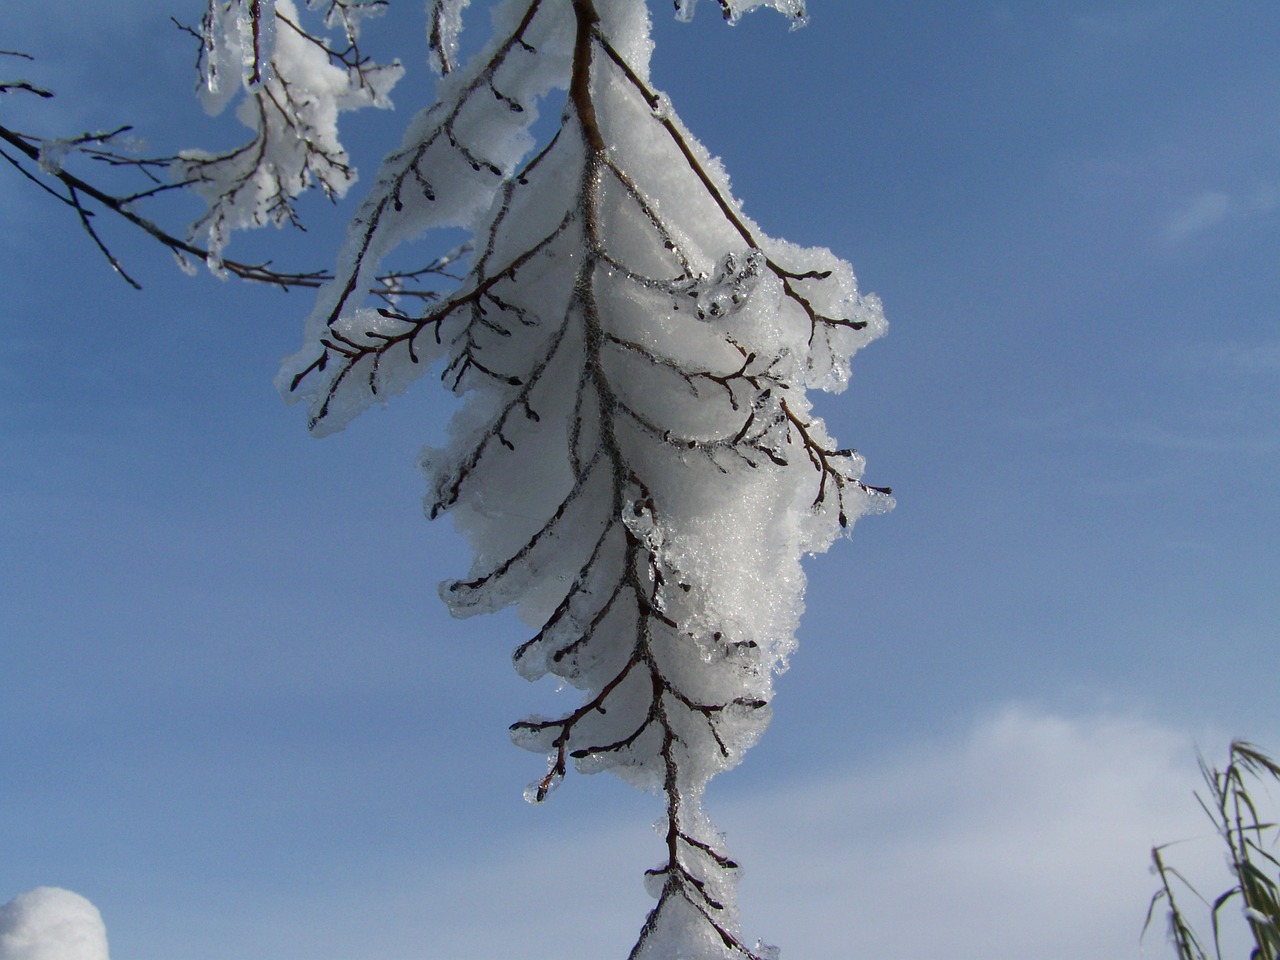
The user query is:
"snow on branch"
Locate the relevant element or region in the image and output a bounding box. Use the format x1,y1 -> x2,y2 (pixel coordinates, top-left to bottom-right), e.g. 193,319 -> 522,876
673,0 -> 808,28
280,0 -> 572,431
427,0 -> 474,76
283,2 -> 889,957
179,0 -> 404,270
0,117 -> 463,293
0,9 -> 453,292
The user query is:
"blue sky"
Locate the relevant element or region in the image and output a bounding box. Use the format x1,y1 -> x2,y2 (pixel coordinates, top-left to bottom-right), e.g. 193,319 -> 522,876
2,2 -> 1278,958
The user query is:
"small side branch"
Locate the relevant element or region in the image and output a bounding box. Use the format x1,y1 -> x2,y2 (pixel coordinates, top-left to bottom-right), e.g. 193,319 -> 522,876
0,121 -> 459,295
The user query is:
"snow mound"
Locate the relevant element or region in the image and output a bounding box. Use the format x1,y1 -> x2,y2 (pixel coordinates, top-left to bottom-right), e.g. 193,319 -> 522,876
0,889 -> 109,960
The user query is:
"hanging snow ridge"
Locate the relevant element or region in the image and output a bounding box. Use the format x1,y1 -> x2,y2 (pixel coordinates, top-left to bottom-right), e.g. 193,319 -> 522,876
282,2 -> 887,957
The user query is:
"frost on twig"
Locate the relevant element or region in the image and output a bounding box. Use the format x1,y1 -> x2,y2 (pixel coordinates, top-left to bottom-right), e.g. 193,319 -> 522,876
283,1 -> 889,957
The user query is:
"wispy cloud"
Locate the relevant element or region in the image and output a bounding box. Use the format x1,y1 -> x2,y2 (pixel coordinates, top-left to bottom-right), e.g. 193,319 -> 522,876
1163,184 -> 1280,245
1164,191 -> 1232,243
1207,340 -> 1280,375
1071,7 -> 1176,43
1100,420 -> 1279,457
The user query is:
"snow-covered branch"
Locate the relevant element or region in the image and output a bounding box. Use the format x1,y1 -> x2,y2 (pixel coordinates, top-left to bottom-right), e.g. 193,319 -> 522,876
178,0 -> 403,268
0,3 -> 424,289
283,2 -> 889,956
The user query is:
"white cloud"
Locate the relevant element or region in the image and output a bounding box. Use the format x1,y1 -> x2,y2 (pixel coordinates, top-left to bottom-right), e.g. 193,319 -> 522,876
721,706 -> 1236,960
328,706 -> 1241,960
